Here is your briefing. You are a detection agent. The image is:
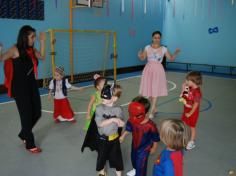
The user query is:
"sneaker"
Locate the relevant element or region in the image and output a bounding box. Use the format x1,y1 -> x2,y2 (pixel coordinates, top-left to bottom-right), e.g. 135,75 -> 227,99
186,141 -> 196,150
149,114 -> 154,119
127,169 -> 136,176
98,171 -> 107,176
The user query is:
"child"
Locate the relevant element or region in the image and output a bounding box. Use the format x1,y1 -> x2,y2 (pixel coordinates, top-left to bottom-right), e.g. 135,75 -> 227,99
95,84 -> 125,176
181,71 -> 202,150
48,66 -> 78,123
153,119 -> 190,176
119,96 -> 160,176
84,74 -> 106,131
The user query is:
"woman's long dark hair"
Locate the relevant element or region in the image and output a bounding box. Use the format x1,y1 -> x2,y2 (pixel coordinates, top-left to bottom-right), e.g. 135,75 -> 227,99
16,25 -> 36,59
152,31 -> 162,37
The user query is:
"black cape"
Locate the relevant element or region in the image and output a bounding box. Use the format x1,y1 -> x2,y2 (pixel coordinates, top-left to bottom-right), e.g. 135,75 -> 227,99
81,114 -> 123,153
81,114 -> 99,152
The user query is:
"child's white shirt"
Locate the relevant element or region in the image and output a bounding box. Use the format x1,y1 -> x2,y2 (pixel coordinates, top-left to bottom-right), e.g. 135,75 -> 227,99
49,79 -> 72,99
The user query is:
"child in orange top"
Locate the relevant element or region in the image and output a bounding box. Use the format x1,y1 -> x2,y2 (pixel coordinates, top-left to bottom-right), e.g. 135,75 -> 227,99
181,71 -> 202,150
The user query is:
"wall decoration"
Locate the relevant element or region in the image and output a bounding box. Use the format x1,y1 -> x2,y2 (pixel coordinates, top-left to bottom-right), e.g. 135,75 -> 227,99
202,0 -> 205,19
0,42 -> 3,56
121,0 -> 124,13
144,0 -> 147,14
208,27 -> 219,34
0,0 -> 44,20
106,0 -> 109,16
76,0 -> 91,7
194,0 -> 198,16
92,0 -> 103,8
163,0 -> 167,20
159,0 -> 162,14
131,0 -> 134,19
218,0 -> 224,17
173,0 -> 175,17
129,28 -> 136,37
208,0 -> 211,18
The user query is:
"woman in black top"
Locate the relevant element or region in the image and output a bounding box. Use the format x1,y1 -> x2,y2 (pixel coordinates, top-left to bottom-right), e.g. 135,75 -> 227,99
0,25 -> 45,153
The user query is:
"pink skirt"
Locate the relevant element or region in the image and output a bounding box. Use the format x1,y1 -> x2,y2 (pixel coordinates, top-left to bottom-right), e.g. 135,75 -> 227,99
139,61 -> 168,97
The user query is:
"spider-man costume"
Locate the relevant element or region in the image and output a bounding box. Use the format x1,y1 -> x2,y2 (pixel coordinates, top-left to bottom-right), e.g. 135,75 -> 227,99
126,102 -> 160,176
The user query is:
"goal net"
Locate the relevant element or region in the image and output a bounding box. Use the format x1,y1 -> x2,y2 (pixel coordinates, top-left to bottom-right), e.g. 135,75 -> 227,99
42,29 -> 117,87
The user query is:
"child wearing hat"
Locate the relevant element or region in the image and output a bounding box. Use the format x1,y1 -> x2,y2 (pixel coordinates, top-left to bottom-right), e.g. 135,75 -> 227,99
119,96 -> 160,176
48,66 -> 77,123
95,84 -> 125,176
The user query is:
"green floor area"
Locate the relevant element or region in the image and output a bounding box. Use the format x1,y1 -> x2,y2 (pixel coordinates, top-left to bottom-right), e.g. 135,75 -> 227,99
0,71 -> 235,176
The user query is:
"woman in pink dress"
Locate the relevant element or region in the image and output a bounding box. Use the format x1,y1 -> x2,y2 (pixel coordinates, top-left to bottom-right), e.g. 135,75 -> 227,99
138,31 -> 180,118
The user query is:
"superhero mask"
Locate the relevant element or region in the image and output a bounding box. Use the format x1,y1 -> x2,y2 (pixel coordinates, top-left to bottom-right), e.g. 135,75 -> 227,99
128,102 -> 146,125
101,84 -> 113,100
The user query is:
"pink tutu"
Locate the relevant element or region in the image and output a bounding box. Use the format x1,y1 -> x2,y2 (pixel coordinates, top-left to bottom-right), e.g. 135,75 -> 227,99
139,61 -> 168,97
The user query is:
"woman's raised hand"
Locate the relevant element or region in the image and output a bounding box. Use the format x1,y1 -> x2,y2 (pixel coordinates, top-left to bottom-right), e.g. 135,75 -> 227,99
175,48 -> 181,55
138,49 -> 145,58
39,32 -> 46,41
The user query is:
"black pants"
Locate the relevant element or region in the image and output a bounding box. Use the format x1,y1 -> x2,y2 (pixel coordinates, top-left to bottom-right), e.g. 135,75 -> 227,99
96,138 -> 123,171
13,78 -> 41,149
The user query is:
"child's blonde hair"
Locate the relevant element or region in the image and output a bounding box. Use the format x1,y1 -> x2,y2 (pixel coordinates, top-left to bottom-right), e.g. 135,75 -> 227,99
186,71 -> 202,86
160,119 -> 191,150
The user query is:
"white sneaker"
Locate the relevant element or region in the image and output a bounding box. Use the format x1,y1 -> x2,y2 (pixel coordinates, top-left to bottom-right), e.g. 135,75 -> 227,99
186,141 -> 196,150
127,169 -> 136,176
149,114 -> 154,119
58,116 -> 67,121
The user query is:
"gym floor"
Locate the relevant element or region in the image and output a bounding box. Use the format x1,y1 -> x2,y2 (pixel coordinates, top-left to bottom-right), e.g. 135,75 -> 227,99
0,71 -> 235,176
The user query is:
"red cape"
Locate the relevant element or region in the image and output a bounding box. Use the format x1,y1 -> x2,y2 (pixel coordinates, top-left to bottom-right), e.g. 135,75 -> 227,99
4,48 -> 38,98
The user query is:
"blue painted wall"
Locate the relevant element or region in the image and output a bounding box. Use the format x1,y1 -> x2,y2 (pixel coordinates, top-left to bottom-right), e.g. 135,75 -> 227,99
0,0 -> 164,84
162,0 -> 236,67
0,0 -> 70,83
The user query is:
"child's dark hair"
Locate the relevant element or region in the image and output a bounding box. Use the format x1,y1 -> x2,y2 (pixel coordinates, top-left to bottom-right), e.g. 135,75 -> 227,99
132,96 -> 150,113
94,76 -> 106,88
186,71 -> 202,86
152,31 -> 162,37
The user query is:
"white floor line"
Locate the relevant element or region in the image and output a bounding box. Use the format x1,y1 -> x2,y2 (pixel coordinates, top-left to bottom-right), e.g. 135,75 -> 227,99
1,75 -> 177,115
0,75 -> 141,105
41,79 -> 177,115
